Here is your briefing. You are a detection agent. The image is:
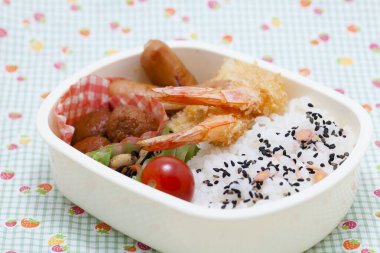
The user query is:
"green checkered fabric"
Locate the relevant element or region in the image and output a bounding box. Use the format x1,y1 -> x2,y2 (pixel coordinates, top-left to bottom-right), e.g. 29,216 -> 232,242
0,1 -> 379,252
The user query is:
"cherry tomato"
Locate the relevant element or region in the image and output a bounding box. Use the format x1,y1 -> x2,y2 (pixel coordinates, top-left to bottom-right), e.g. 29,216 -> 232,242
141,156 -> 194,201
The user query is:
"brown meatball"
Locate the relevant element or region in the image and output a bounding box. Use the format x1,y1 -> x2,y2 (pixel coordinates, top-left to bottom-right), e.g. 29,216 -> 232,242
106,105 -> 158,142
72,108 -> 110,144
73,136 -> 110,153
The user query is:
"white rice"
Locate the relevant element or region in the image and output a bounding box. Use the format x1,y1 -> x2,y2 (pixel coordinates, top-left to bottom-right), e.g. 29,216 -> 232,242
188,96 -> 355,209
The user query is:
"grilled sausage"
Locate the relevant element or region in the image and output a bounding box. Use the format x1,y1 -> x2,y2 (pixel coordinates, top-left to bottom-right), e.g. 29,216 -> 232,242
140,40 -> 197,86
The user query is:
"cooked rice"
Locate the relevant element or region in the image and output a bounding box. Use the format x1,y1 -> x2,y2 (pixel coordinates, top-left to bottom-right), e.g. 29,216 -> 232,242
188,96 -> 355,209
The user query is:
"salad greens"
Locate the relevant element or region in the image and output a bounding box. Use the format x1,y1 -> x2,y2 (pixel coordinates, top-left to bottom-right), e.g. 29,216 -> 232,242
86,141 -> 140,166
159,144 -> 199,163
86,125 -> 199,176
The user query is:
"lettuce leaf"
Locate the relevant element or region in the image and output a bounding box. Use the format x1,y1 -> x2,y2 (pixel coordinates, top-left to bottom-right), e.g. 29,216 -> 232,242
156,125 -> 199,162
87,125 -> 199,178
86,141 -> 140,166
159,144 -> 199,163
91,149 -> 112,166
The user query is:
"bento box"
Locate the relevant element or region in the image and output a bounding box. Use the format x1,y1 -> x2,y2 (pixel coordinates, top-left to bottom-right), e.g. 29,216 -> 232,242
37,41 -> 372,253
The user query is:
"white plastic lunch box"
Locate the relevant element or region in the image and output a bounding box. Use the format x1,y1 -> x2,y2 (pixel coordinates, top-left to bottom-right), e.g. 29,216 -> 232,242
37,42 -> 372,253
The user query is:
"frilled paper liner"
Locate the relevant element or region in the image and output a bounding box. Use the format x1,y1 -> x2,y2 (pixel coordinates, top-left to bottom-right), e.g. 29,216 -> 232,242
54,74 -> 168,144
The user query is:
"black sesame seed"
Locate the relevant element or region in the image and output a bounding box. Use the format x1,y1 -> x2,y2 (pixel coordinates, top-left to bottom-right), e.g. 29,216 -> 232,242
230,160 -> 235,166
196,169 -> 202,173
313,153 -> 319,158
320,163 -> 325,167
231,189 -> 241,198
222,170 -> 231,178
308,103 -> 314,107
297,152 -> 302,158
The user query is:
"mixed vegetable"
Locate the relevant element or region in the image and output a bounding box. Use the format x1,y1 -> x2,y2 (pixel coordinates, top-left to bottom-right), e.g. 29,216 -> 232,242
83,126 -> 198,201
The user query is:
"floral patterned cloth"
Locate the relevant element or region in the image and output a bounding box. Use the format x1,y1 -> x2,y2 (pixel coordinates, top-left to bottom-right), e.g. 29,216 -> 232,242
0,0 -> 379,252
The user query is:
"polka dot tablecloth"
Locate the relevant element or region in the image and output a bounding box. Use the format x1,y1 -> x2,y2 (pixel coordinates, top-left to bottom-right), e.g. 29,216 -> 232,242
0,0 -> 379,252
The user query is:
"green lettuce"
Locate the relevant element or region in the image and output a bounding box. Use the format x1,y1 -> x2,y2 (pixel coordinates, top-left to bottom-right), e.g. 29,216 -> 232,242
86,141 -> 140,166
159,144 -> 199,163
